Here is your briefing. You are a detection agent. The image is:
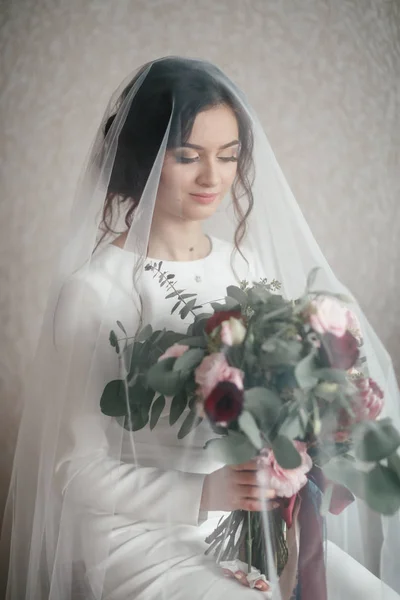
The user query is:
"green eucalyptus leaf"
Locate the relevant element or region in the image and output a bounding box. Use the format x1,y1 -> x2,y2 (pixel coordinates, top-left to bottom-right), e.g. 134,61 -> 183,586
182,336 -> 207,348
306,267 -> 320,292
279,414 -> 302,440
387,452 -> 400,482
244,387 -> 282,428
109,330 -> 118,347
271,434 -> 302,469
170,390 -> 188,426
100,379 -> 127,416
109,330 -> 120,353
166,291 -> 179,299
238,411 -> 263,449
156,331 -> 186,353
223,296 -> 241,310
128,379 -> 154,409
147,357 -> 183,396
137,323 -> 153,342
177,410 -> 202,439
326,458 -> 400,515
204,431 -> 257,465
116,320 -> 127,335
150,395 -> 166,430
194,312 -> 213,322
211,302 -> 227,312
262,339 -> 302,367
171,301 -> 181,314
354,419 -> 400,462
180,299 -> 196,320
295,350 -> 318,389
150,328 -> 166,346
311,291 -> 353,304
365,465 -> 400,515
258,305 -> 291,323
192,317 -> 211,337
247,285 -> 273,305
226,285 -> 248,306
322,457 -> 366,498
123,406 -> 149,431
173,348 -> 205,373
280,409 -> 308,440
314,368 -> 349,384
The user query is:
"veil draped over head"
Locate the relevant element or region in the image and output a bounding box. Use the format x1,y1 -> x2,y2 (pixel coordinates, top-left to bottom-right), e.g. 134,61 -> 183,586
2,56 -> 400,600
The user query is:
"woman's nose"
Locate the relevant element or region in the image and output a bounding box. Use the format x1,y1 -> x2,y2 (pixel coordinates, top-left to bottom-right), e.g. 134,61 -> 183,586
196,158 -> 220,188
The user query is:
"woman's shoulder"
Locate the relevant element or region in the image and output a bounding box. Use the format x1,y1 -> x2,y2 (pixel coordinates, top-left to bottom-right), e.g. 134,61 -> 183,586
55,247 -> 126,334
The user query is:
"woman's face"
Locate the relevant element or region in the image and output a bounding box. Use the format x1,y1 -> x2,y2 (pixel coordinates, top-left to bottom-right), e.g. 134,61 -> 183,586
155,104 -> 240,222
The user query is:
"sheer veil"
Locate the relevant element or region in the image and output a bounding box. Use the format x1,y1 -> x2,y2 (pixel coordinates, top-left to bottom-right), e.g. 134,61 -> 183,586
2,56 -> 400,600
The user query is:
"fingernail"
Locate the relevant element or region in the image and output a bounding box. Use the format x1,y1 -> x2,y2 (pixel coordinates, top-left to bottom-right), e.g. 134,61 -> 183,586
255,582 -> 264,589
234,572 -> 243,580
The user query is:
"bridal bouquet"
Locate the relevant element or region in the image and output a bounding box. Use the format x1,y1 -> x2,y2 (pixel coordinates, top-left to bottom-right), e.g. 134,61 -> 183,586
101,264 -> 400,578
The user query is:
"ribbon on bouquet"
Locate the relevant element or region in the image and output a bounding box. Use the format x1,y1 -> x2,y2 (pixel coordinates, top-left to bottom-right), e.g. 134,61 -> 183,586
278,466 -> 355,600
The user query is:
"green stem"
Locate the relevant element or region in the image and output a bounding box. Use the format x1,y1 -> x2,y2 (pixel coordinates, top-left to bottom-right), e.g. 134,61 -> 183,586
150,264 -> 199,318
247,511 -> 252,574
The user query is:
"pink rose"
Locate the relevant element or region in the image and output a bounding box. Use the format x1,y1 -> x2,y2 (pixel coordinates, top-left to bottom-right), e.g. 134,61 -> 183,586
324,377 -> 384,442
195,353 -> 244,399
353,377 -> 384,421
257,442 -> 312,498
309,296 -> 348,338
158,344 -> 189,362
345,309 -> 362,342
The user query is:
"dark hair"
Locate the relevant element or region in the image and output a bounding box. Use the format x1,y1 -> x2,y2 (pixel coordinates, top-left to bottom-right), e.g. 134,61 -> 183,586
99,57 -> 254,250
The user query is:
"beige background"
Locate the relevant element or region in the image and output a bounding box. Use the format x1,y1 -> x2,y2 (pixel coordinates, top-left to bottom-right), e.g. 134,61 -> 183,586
0,0 -> 399,548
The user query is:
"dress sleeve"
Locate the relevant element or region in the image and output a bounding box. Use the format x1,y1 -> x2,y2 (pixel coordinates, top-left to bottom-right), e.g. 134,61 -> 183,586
53,276 -> 206,527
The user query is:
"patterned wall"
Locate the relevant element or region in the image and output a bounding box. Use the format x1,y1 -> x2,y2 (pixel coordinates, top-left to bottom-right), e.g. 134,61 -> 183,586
0,0 -> 399,528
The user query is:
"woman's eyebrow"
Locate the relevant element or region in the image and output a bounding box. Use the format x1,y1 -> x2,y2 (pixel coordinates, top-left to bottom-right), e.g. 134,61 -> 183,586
181,140 -> 240,150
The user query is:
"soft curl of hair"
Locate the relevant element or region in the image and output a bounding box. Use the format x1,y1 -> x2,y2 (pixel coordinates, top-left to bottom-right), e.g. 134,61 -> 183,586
99,56 -> 255,250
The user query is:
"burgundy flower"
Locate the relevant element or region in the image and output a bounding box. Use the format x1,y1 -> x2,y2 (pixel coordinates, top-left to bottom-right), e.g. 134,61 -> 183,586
205,310 -> 243,335
319,331 -> 359,370
204,381 -> 244,425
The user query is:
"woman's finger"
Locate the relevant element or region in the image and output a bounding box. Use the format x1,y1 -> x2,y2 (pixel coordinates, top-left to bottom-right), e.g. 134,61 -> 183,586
222,568 -> 270,592
236,484 -> 276,500
231,459 -> 259,471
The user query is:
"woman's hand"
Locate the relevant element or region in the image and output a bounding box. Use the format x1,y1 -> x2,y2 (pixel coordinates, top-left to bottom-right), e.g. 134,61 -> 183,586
200,459 -> 277,512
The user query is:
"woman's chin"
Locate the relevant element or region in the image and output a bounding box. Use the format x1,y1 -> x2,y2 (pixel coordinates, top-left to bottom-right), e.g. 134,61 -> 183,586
183,196 -> 222,220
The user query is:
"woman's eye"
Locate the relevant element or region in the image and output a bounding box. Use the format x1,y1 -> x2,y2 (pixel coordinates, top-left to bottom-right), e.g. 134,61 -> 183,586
218,156 -> 238,162
175,155 -> 199,164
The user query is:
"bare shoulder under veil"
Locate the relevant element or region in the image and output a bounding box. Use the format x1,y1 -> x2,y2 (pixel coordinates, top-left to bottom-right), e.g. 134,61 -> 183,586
2,56 -> 400,600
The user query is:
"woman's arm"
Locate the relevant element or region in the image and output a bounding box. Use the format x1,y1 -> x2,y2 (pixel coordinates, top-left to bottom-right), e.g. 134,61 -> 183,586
53,276 -> 206,526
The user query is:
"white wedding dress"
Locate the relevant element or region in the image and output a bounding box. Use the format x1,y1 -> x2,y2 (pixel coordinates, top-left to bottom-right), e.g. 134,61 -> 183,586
54,237 -> 400,600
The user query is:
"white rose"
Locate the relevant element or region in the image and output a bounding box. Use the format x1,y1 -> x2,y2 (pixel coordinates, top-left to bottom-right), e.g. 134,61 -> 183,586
220,318 -> 247,346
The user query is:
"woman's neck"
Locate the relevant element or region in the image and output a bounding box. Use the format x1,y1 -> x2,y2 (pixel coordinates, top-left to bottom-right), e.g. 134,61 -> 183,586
112,221 -> 211,262
148,218 -> 210,261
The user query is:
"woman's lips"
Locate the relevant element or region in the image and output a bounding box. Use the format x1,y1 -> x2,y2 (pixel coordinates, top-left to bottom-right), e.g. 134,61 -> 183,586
190,193 -> 219,205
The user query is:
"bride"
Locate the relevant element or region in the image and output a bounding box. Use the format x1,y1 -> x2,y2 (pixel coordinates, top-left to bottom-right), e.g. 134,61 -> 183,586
2,56 -> 400,600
